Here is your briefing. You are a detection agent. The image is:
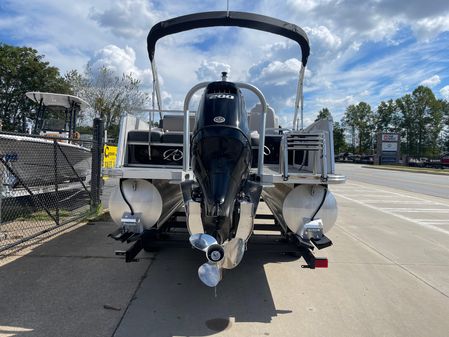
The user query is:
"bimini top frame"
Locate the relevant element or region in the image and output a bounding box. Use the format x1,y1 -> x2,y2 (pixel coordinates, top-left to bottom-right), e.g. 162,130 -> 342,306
147,11 -> 310,130
26,92 -> 90,137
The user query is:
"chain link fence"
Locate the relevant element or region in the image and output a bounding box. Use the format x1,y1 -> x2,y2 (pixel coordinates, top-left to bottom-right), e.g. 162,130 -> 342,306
0,119 -> 103,255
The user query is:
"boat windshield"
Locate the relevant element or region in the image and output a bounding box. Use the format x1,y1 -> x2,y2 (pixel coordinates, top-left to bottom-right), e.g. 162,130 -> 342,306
42,118 -> 65,131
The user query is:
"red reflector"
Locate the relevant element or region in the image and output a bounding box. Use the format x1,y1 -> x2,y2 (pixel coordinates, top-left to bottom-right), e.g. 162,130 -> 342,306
315,258 -> 328,268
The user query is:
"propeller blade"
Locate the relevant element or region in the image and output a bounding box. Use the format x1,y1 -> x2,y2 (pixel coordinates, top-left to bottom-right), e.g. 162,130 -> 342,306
198,262 -> 222,287
189,233 -> 218,251
222,238 -> 245,269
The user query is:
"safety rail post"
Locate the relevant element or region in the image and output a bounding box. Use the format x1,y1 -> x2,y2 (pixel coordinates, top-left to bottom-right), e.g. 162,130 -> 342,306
234,83 -> 268,178
183,82 -> 210,175
321,134 -> 328,180
183,110 -> 190,173
257,105 -> 267,177
91,118 -> 104,211
280,134 -> 289,180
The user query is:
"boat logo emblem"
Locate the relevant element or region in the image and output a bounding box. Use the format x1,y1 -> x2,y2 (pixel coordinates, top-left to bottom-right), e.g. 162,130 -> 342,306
263,145 -> 271,156
213,116 -> 225,123
163,149 -> 183,161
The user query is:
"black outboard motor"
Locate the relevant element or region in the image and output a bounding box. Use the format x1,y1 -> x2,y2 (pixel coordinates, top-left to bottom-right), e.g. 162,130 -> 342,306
192,79 -> 252,243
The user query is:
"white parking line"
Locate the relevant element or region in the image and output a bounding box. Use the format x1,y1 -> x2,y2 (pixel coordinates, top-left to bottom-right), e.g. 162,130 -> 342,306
344,182 -> 449,207
358,200 -> 435,204
415,220 -> 449,226
415,219 -> 449,222
334,182 -> 449,236
380,208 -> 449,213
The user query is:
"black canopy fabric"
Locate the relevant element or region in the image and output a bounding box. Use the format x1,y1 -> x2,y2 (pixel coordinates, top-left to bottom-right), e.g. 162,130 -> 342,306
147,11 -> 310,66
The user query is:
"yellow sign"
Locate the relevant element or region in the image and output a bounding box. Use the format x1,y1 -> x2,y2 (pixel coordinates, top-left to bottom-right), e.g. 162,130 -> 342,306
103,145 -> 117,169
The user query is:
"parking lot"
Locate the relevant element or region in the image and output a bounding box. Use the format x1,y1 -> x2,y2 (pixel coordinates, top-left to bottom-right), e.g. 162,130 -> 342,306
1,164 -> 449,337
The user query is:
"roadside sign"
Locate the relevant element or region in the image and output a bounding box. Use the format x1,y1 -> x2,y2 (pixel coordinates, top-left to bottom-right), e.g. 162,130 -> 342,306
103,145 -> 117,169
376,133 -> 400,165
382,134 -> 399,142
382,142 -> 398,152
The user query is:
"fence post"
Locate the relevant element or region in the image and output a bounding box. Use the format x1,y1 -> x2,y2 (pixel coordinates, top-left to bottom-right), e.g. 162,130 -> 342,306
53,139 -> 60,225
91,118 -> 104,212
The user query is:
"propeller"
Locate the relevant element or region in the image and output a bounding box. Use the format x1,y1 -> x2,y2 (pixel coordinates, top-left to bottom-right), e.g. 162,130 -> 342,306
190,233 -> 218,251
198,263 -> 221,287
190,233 -> 225,287
190,234 -> 247,286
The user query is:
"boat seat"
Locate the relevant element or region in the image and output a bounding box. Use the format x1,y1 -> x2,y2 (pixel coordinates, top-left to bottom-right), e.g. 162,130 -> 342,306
250,133 -> 284,167
248,103 -> 279,134
127,130 -> 163,143
250,132 -> 259,147
162,115 -> 195,132
161,131 -> 184,144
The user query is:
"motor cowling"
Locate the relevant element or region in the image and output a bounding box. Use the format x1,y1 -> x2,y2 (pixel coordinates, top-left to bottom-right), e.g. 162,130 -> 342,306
191,81 -> 252,243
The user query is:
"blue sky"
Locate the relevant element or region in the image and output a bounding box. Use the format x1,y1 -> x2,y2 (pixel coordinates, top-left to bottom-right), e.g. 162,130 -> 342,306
1,0 -> 449,126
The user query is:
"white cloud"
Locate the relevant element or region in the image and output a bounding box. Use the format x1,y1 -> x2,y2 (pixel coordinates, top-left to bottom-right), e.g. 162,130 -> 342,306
89,0 -> 163,39
316,96 -> 356,108
195,61 -> 231,81
414,15 -> 449,40
88,45 -> 152,85
257,58 -> 302,86
2,0 -> 449,125
304,26 -> 342,50
440,85 -> 449,100
420,75 -> 441,87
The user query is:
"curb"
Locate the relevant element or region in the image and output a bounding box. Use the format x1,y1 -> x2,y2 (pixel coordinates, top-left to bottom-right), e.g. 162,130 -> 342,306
362,165 -> 449,176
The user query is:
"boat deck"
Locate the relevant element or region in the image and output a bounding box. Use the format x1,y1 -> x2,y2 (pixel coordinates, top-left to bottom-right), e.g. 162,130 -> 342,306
103,165 -> 346,185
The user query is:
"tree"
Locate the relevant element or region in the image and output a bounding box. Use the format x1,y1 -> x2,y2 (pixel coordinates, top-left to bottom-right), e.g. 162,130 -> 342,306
66,66 -> 149,130
395,94 -> 415,156
442,99 -> 449,152
333,121 -> 346,154
0,43 -> 70,131
396,86 -> 443,157
315,107 -> 332,121
342,105 -> 357,153
375,99 -> 398,133
343,102 -> 373,154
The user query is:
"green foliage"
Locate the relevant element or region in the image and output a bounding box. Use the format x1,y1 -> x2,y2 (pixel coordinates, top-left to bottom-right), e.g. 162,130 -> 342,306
395,86 -> 444,157
0,43 -> 70,131
374,99 -> 399,133
76,125 -> 93,135
66,66 -> 149,130
333,121 -> 347,154
315,107 -> 332,121
343,102 -> 373,154
336,85 -> 448,157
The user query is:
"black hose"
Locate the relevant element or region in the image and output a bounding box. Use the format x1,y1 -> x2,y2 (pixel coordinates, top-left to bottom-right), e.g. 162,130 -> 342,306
119,179 -> 135,215
298,150 -> 308,171
311,185 -> 327,220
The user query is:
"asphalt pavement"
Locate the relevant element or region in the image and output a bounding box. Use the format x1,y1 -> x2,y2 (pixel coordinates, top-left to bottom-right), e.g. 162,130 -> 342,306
336,163 -> 449,199
0,165 -> 449,337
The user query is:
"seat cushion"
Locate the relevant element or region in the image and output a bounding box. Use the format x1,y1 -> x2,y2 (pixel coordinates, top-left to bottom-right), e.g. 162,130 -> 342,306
161,131 -> 184,144
127,130 -> 163,143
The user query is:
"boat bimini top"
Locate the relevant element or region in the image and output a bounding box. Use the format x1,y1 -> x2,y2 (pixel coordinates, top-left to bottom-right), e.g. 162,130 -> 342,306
26,92 -> 90,137
147,11 -> 310,131
26,92 -> 90,110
